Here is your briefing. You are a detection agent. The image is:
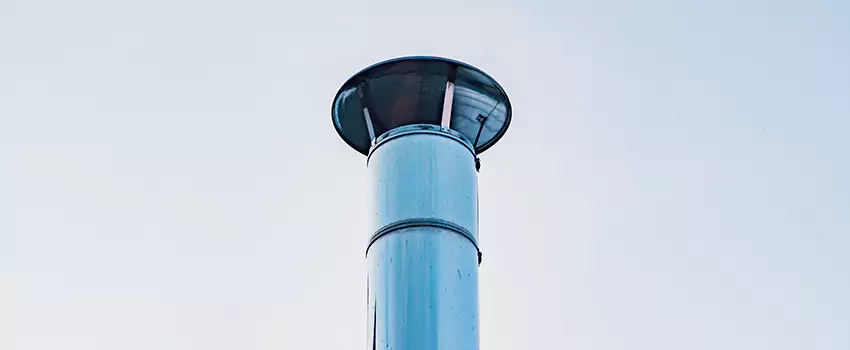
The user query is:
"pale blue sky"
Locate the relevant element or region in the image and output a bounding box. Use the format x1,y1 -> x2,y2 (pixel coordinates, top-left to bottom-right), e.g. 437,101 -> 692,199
2,0 -> 848,349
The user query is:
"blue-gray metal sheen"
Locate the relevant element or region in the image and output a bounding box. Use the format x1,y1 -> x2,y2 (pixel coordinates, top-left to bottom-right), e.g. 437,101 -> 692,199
330,56 -> 511,350
367,125 -> 480,350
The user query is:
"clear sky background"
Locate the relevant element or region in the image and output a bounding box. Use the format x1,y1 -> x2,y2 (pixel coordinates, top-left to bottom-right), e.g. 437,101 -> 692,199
2,0 -> 849,349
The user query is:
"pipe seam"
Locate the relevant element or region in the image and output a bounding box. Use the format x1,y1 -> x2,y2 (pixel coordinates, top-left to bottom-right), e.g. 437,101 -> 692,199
366,218 -> 481,264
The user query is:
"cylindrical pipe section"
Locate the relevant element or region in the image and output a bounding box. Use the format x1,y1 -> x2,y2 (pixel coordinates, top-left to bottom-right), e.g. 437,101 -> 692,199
366,125 -> 480,350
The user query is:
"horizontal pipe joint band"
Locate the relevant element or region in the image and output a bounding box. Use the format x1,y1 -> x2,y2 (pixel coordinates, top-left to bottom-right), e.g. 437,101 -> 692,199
366,218 -> 481,264
366,124 -> 476,166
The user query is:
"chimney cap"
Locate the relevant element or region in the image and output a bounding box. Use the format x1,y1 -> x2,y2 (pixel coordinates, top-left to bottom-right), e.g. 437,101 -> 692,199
331,56 -> 512,155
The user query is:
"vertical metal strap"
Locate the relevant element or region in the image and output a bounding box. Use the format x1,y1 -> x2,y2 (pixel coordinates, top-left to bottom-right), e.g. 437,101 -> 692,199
357,85 -> 377,142
440,65 -> 458,128
363,107 -> 376,141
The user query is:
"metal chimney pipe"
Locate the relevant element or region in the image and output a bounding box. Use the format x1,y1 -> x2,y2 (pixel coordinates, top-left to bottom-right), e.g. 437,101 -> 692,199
331,56 -> 511,350
367,124 -> 481,349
